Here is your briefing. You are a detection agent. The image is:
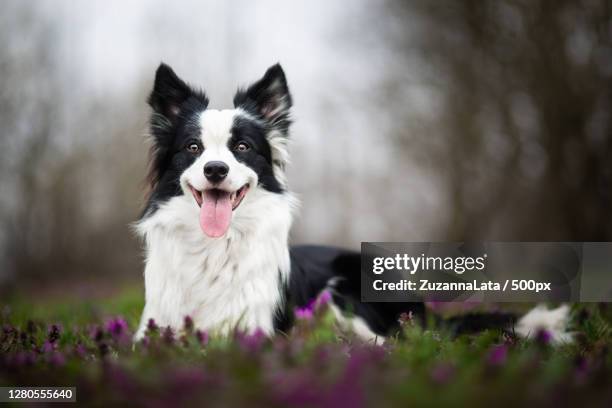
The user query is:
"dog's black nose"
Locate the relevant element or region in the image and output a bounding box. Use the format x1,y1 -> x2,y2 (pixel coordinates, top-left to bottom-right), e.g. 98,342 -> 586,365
203,161 -> 229,183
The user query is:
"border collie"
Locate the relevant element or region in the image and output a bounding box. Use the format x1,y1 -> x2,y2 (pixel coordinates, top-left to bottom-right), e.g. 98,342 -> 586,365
134,63 -> 572,344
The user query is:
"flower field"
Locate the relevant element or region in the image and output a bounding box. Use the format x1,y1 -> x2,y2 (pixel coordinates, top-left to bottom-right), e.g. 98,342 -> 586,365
1,287 -> 611,407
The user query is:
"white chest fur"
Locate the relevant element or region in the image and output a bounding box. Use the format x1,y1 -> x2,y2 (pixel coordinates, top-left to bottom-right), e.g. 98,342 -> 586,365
134,189 -> 296,339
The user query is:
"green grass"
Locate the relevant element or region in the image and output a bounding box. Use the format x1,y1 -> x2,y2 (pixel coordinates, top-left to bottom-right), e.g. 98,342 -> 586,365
1,289 -> 611,407
4,285 -> 145,327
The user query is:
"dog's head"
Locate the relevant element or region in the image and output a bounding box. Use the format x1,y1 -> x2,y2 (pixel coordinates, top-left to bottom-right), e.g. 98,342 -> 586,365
144,63 -> 292,238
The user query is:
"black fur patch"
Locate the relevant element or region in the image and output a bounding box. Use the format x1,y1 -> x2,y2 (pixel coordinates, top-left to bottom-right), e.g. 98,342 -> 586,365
273,270 -> 295,334
229,116 -> 283,193
144,63 -> 208,215
233,63 -> 292,135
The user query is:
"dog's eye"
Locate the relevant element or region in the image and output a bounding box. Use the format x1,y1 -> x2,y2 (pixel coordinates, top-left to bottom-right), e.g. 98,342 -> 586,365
235,142 -> 250,152
186,143 -> 200,153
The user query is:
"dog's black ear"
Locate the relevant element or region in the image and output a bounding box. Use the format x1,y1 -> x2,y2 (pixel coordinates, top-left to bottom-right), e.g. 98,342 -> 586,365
233,63 -> 292,132
148,63 -> 198,125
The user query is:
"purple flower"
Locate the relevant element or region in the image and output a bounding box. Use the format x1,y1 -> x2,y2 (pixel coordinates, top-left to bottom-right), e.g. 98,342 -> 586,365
295,307 -> 314,320
146,318 -> 158,333
295,290 -> 333,320
183,316 -> 194,332
237,328 -> 267,352
316,290 -> 332,307
162,326 -> 174,344
105,317 -> 129,338
486,344 -> 508,366
535,328 -> 552,345
47,324 -> 61,343
195,330 -> 209,346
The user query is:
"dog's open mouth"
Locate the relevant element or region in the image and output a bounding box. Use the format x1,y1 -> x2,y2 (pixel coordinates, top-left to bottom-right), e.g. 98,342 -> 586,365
189,184 -> 249,238
189,185 -> 249,211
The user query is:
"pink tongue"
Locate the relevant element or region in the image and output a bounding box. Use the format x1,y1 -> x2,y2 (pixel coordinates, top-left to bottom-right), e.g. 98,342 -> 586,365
199,191 -> 232,238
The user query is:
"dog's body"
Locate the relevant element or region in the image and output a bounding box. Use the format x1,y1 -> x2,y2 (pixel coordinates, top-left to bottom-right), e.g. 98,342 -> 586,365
135,63 -> 571,343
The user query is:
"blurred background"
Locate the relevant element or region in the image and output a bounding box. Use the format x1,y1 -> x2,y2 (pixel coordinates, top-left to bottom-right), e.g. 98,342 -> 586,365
0,0 -> 611,295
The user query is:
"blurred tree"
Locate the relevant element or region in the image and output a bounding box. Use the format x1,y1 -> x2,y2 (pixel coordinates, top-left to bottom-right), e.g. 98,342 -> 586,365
0,2 -> 146,291
384,0 -> 612,240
